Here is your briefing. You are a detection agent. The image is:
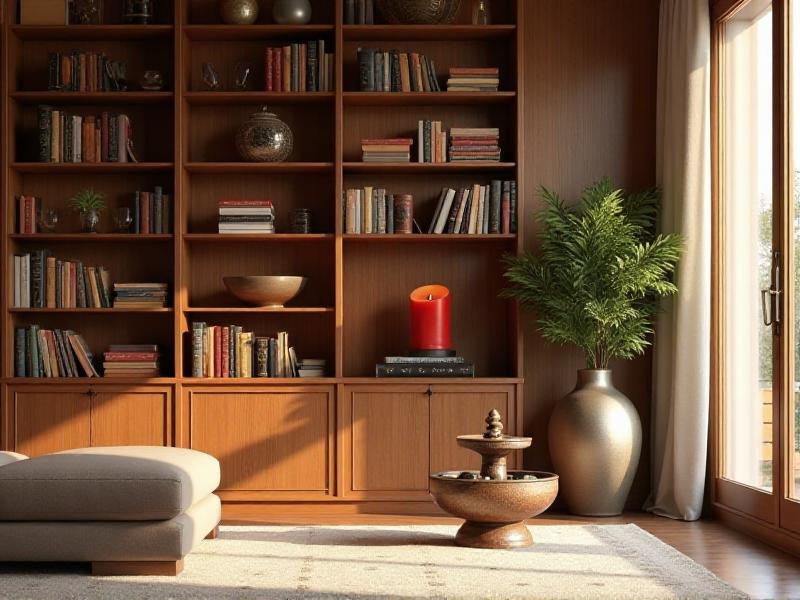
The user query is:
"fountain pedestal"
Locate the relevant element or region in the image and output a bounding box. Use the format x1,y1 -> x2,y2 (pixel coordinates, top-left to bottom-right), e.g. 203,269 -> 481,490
429,410 -> 559,549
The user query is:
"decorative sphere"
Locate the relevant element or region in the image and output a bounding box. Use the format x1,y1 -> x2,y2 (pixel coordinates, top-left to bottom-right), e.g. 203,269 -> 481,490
220,0 -> 259,25
236,106 -> 294,162
272,0 -> 312,24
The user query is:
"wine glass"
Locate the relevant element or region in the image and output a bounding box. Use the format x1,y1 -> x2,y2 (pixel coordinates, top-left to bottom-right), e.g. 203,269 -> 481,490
113,207 -> 134,233
37,207 -> 59,233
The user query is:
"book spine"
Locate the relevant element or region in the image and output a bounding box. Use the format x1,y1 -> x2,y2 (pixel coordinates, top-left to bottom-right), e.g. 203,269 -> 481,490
346,0 -> 355,24
502,181 -> 511,234
38,105 -> 53,163
134,191 -> 141,233
153,186 -> 163,234
307,40 -> 317,91
386,194 -> 394,234
221,327 -> 230,378
489,180 -> 502,234
214,328 -> 222,378
359,49 -> 374,92
192,322 -> 205,378
256,338 -> 269,377
394,195 -> 413,234
365,0 -> 373,23
274,47 -> 282,92
509,180 -> 517,234
376,363 -> 475,377
374,50 -> 383,92
15,328 -> 26,377
265,47 -> 273,91
101,111 -> 110,162
108,113 -> 119,162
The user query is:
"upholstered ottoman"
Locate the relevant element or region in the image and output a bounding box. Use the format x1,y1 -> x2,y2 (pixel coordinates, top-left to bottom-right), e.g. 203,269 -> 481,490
0,446 -> 221,575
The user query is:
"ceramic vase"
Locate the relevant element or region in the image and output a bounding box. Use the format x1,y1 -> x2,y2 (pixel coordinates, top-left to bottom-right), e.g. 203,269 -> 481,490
272,0 -> 312,24
219,0 -> 259,24
548,369 -> 642,516
235,106 -> 293,162
79,209 -> 101,233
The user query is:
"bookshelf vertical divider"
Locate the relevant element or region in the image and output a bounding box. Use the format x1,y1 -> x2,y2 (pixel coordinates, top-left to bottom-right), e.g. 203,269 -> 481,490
1,0 -> 526,512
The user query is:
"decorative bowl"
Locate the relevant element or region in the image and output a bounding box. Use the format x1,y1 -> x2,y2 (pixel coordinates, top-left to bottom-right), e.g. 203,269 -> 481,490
223,276 -> 307,307
376,0 -> 461,24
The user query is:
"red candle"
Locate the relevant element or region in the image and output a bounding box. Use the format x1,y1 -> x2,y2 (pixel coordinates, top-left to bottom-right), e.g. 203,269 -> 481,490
410,284 -> 451,351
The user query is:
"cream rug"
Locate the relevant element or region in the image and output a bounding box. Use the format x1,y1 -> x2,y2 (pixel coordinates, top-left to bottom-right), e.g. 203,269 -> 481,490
0,524 -> 747,599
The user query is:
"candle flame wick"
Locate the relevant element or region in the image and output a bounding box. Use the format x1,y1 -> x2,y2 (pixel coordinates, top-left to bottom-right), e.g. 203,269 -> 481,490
427,294 -> 433,301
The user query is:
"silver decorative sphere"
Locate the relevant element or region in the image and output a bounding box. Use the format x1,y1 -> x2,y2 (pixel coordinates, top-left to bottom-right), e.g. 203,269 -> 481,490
220,0 -> 259,24
236,106 -> 293,162
272,0 -> 312,24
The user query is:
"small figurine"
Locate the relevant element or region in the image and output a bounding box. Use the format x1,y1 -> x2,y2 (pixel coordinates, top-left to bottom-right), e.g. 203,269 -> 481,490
483,409 -> 503,439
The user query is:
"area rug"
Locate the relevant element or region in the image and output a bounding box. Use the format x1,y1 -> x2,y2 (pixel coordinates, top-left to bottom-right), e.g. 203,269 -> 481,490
0,524 -> 747,599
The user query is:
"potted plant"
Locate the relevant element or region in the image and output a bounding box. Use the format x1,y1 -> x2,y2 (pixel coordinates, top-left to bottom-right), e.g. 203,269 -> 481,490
69,189 -> 105,233
502,179 -> 683,516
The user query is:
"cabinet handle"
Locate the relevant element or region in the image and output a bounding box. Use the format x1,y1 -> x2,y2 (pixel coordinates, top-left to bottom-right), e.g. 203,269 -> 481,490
426,385 -> 433,399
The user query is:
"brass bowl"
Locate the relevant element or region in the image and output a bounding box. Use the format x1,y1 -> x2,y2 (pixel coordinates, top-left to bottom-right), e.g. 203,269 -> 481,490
223,276 -> 307,307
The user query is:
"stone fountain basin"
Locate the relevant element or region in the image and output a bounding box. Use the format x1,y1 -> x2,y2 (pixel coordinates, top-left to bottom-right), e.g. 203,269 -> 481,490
430,471 -> 559,523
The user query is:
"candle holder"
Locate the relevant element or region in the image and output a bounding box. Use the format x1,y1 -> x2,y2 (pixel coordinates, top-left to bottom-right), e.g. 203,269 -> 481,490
409,284 -> 456,358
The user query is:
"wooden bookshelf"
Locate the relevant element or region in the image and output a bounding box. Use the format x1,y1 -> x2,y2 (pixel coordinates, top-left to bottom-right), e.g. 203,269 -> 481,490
0,0 -> 526,512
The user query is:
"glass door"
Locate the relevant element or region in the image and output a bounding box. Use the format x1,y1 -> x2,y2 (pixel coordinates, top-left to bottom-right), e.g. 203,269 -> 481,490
717,0 -> 777,523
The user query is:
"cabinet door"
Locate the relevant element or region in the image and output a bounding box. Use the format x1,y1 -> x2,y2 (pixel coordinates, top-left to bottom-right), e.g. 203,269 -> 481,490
187,387 -> 334,499
342,386 -> 430,498
11,389 -> 90,457
90,387 -> 171,447
430,385 -> 517,474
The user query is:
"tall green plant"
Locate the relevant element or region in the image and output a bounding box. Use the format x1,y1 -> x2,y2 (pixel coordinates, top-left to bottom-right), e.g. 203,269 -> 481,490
502,179 -> 683,369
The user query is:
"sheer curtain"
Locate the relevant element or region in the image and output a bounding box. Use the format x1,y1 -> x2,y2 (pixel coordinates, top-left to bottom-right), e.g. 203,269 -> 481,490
646,0 -> 711,520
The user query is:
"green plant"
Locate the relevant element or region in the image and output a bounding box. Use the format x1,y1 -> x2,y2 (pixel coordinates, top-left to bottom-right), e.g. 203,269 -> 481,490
68,188 -> 105,214
502,178 -> 683,370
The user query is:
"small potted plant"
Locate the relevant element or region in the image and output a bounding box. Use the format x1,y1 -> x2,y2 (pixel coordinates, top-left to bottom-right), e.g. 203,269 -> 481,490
502,178 -> 683,516
69,189 -> 105,233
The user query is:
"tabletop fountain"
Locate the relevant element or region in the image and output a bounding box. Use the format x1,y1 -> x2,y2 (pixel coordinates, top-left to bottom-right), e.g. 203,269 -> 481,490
429,410 -> 559,549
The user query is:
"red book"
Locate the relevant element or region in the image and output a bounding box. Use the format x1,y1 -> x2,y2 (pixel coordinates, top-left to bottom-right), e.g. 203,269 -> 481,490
100,111 -> 110,162
360,138 -> 414,145
26,196 -> 36,234
214,328 -> 222,378
217,199 -> 273,207
18,196 -> 26,233
221,327 -> 230,378
265,47 -> 273,91
273,47 -> 282,92
501,191 -> 511,234
141,191 -> 151,234
70,262 -> 77,308
103,352 -> 160,361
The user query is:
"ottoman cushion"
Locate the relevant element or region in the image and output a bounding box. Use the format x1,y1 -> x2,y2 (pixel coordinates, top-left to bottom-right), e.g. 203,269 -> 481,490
0,446 -> 220,521
0,452 -> 28,468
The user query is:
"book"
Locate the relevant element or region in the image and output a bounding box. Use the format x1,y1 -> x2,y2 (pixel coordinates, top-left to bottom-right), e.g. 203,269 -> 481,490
375,362 -> 475,377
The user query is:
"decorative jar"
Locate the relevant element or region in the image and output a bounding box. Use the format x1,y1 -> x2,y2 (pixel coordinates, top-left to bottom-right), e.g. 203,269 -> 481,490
80,209 -> 101,233
272,0 -> 312,24
235,106 -> 293,162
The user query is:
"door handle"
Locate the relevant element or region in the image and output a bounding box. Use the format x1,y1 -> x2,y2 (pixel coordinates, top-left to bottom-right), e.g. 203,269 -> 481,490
762,251 -> 782,327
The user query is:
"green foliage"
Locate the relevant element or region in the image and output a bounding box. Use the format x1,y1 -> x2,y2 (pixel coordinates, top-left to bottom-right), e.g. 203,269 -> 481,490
68,188 -> 105,214
502,179 -> 684,369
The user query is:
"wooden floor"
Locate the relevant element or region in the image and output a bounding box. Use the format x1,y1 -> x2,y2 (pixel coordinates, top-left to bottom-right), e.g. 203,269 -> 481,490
224,511 -> 800,599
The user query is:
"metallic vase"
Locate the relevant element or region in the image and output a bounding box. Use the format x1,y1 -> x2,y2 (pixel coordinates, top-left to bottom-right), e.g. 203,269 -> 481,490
272,0 -> 312,24
220,0 -> 259,24
548,369 -> 642,516
235,106 -> 293,162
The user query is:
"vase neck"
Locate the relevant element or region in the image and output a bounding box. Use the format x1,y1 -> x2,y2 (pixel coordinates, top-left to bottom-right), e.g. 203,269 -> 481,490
577,369 -> 614,388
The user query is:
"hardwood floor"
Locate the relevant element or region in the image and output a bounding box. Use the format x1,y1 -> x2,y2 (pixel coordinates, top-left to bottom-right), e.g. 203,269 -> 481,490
223,510 -> 800,599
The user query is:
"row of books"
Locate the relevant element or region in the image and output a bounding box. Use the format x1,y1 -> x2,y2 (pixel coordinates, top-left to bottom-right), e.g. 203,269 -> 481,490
427,181 -> 517,235
449,127 -> 501,162
134,187 -> 172,234
16,195 -> 40,234
361,137 -> 411,163
343,189 -> 413,234
113,283 -> 168,309
13,251 -> 111,309
264,42 -> 334,92
14,325 -> 98,378
38,106 -> 135,163
446,67 -> 500,92
191,323 -> 322,378
375,356 -> 475,377
103,345 -> 160,378
218,199 -> 275,234
47,50 -> 122,93
344,0 -> 375,24
358,49 -> 441,93
417,120 -> 447,163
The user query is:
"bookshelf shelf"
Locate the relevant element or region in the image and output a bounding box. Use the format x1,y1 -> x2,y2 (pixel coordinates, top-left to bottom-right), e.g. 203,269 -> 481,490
184,162 -> 334,173
3,377 -> 177,384
183,234 -> 334,243
11,162 -> 174,173
184,92 -> 335,105
9,308 -> 174,314
10,234 -> 174,242
183,307 -> 335,314
11,25 -> 174,41
342,24 -> 516,41
10,92 -> 175,105
342,92 -> 516,106
342,234 -> 517,243
183,24 -> 335,41
343,162 -> 516,173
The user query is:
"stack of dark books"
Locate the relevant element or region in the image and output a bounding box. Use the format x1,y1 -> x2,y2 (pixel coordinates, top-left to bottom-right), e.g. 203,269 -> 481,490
376,356 -> 475,377
218,199 -> 275,234
113,283 -> 168,309
103,344 -> 160,378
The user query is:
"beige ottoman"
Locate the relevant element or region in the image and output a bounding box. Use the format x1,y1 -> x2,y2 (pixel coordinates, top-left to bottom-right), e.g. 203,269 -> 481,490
0,446 -> 221,575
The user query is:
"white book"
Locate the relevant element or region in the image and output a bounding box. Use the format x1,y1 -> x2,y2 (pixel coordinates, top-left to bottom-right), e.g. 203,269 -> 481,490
476,185 -> 486,236
13,255 -> 21,308
383,51 -> 390,91
21,254 -> 31,308
363,186 -> 373,234
434,188 -> 456,234
428,188 -> 448,233
468,184 -> 481,234
453,188 -> 469,233
418,120 -> 424,163
218,208 -> 275,215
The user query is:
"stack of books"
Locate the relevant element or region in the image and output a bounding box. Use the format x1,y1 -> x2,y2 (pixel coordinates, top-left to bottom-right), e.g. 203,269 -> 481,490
113,283 -> 168,309
449,128 -> 501,162
38,105 -> 135,164
103,344 -> 160,378
48,50 -> 122,92
16,195 -> 40,233
191,323 -> 302,378
264,41 -> 334,92
134,187 -> 172,234
297,358 -> 326,378
344,188 -> 414,234
446,67 -> 500,92
14,325 -> 99,378
427,180 -> 517,235
417,120 -> 447,163
358,49 -> 440,92
376,356 -> 475,378
13,251 -> 111,308
361,138 -> 412,163
218,199 -> 275,234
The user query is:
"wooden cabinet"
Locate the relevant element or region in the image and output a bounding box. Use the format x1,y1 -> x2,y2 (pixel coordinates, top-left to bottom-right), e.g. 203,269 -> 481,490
340,384 -> 519,500
185,386 -> 334,500
5,385 -> 171,456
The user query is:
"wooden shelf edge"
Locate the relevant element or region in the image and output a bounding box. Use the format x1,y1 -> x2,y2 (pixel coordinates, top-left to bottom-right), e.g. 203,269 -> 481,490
183,307 -> 335,313
3,377 -> 176,384
10,234 -> 174,242
183,233 -> 334,242
1,376 -> 522,385
10,25 -> 174,40
343,92 -> 516,106
343,162 -> 516,172
11,162 -> 174,173
9,308 -> 172,313
184,162 -> 334,173
184,91 -> 334,105
342,24 -> 516,41
343,234 -> 516,242
10,91 -> 174,105
183,24 -> 334,41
